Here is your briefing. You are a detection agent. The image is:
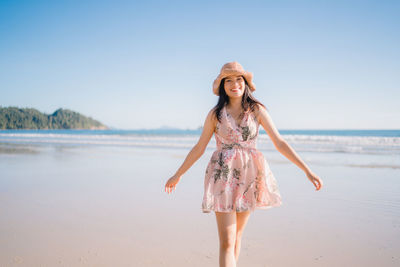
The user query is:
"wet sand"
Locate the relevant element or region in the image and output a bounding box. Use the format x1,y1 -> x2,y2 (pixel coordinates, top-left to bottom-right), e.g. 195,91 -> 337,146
0,144 -> 399,266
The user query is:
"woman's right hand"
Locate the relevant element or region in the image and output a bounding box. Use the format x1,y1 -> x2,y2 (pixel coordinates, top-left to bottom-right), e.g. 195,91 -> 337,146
164,174 -> 182,194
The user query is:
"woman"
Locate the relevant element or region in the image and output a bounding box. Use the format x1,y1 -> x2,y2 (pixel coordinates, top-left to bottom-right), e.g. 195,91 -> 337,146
164,61 -> 323,267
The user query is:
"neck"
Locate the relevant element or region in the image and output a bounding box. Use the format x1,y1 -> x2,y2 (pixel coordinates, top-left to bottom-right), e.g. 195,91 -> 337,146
227,97 -> 242,110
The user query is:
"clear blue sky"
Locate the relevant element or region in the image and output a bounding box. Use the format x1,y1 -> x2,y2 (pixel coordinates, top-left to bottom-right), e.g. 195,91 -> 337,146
0,0 -> 399,130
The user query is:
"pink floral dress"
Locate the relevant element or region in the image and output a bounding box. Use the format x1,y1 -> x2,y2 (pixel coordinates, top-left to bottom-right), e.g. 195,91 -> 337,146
202,104 -> 282,213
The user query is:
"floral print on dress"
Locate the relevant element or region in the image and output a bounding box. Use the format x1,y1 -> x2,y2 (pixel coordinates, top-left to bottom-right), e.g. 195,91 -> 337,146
202,104 -> 282,213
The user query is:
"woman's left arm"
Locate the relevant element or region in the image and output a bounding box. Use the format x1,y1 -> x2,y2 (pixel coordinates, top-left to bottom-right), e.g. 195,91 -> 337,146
256,104 -> 323,191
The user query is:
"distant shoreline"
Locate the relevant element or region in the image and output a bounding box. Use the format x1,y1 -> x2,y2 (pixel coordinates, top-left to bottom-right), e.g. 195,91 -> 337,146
0,106 -> 109,130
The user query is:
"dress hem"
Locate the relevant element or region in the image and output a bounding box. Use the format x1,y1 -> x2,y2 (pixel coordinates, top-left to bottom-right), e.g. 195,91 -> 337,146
201,202 -> 282,214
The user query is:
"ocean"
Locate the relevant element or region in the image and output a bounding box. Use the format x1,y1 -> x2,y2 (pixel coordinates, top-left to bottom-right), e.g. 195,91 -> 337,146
1,129 -> 399,169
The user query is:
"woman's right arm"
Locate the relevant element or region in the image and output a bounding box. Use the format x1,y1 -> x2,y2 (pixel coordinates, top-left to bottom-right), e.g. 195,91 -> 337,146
164,108 -> 217,194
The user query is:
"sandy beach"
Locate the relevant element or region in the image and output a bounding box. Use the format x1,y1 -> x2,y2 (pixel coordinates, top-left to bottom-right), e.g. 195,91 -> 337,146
0,141 -> 399,267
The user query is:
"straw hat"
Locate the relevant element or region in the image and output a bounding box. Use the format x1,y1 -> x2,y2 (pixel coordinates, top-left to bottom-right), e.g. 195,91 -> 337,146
212,61 -> 256,96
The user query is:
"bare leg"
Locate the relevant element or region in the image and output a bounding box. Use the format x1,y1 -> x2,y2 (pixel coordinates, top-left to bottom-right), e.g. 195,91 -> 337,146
234,210 -> 251,262
215,211 -> 237,267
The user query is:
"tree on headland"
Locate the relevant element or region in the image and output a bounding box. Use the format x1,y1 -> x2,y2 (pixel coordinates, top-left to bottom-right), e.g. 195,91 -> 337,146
0,107 -> 108,130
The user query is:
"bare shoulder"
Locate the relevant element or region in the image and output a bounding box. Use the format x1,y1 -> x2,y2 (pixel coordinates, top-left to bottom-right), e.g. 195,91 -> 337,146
254,103 -> 285,147
194,107 -> 218,151
253,103 -> 265,124
206,107 -> 218,128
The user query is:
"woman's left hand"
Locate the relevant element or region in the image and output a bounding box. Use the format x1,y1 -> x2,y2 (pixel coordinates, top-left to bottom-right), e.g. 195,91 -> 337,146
306,170 -> 323,191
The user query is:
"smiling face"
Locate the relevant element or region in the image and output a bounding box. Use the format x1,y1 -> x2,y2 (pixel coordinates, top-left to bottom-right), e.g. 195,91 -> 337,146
223,75 -> 246,99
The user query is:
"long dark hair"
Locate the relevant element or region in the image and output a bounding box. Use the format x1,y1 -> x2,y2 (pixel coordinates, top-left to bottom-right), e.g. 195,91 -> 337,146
213,76 -> 267,123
